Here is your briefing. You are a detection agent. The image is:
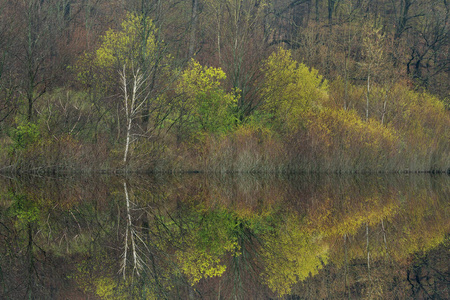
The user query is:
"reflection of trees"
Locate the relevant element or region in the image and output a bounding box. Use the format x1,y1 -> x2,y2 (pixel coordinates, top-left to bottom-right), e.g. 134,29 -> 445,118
259,213 -> 328,296
301,175 -> 450,299
2,191 -> 43,299
405,241 -> 450,299
0,176 -> 120,298
0,174 -> 449,299
120,181 -> 143,278
0,188 -> 88,298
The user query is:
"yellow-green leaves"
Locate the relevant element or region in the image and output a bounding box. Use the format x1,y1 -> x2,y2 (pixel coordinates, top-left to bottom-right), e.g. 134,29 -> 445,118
261,48 -> 328,130
175,209 -> 241,285
96,13 -> 157,69
260,213 -> 328,295
176,246 -> 228,285
176,59 -> 238,134
74,13 -> 158,94
177,60 -> 227,97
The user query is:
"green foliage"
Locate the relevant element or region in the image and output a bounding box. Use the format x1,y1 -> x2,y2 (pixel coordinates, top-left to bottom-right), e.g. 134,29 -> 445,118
75,12 -> 159,94
176,59 -> 238,135
261,48 -> 328,130
10,121 -> 40,151
176,209 -> 241,285
8,193 -> 39,225
96,12 -> 157,69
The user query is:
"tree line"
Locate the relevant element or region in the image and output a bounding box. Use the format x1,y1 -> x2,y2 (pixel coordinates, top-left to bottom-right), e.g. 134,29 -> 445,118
0,0 -> 449,173
1,174 -> 448,298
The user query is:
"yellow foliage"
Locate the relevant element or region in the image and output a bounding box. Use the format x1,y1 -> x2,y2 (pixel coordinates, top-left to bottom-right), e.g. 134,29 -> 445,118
309,194 -> 399,237
306,108 -> 399,169
260,213 -> 328,295
74,13 -> 159,95
176,235 -> 239,285
94,277 -> 117,299
322,79 -> 450,170
388,189 -> 450,260
261,48 -> 328,130
177,59 -> 227,96
176,247 -> 227,285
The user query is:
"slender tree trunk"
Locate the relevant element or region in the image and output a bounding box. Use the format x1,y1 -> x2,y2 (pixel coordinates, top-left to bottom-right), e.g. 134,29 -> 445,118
381,95 -> 387,125
188,0 -> 198,58
315,0 -> 320,22
124,117 -> 132,163
217,10 -> 222,64
344,234 -> 349,298
122,66 -> 130,164
327,0 -> 334,30
120,66 -> 147,165
343,12 -> 353,110
366,73 -> 370,122
26,1 -> 34,121
396,0 -> 411,39
27,222 -> 34,298
366,223 -> 371,281
381,219 -> 388,250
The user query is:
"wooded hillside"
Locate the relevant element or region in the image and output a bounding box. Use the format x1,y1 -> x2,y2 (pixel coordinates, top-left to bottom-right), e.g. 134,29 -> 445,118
0,0 -> 449,173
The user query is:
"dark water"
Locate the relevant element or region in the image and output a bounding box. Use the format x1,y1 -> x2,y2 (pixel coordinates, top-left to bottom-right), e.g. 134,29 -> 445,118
0,174 -> 448,299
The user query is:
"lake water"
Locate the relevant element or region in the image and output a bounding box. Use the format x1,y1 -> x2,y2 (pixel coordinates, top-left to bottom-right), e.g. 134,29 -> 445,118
0,174 -> 448,299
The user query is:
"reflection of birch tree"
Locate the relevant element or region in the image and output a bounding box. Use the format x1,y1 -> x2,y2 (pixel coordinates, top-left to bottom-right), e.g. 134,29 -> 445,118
120,181 -> 146,279
117,180 -> 176,298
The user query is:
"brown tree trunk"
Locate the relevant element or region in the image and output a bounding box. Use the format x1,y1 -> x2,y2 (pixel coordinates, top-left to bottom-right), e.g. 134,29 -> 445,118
188,0 -> 198,58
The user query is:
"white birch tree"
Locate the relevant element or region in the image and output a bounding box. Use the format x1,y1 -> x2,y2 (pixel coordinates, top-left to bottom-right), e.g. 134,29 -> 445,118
84,13 -> 164,165
119,65 -> 150,164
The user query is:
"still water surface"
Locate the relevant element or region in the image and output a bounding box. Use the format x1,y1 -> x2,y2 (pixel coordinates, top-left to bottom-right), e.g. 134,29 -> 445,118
0,174 -> 449,299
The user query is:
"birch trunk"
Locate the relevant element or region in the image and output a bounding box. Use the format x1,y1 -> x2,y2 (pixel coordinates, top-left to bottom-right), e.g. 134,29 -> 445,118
120,65 -> 147,165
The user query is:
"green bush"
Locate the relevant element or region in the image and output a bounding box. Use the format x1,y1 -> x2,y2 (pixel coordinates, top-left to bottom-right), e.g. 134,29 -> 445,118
10,121 -> 40,151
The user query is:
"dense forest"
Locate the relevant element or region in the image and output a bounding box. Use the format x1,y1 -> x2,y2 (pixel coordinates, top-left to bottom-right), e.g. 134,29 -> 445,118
0,0 -> 449,173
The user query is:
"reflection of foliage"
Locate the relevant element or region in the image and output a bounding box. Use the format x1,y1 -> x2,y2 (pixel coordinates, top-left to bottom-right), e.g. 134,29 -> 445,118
1,175 -> 449,299
177,243 -> 228,284
8,192 -> 39,225
71,250 -> 135,299
310,194 -> 399,237
176,209 -> 241,284
388,187 -> 450,260
406,238 -> 450,299
260,213 -> 328,295
94,277 -> 120,299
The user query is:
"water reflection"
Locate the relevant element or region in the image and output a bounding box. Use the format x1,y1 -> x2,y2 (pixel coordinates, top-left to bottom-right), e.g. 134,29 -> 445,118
0,174 -> 448,299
